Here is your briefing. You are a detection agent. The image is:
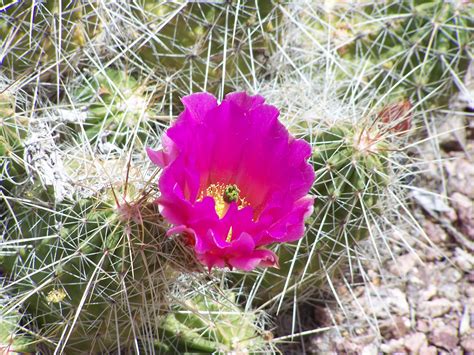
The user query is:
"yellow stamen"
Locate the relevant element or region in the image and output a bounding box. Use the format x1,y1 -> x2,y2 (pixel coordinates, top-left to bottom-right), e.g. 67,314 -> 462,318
226,227 -> 233,243
198,182 -> 250,242
200,183 -> 228,218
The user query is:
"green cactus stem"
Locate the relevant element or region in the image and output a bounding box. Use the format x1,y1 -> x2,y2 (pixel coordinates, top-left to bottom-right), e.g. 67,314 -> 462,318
129,0 -> 282,107
0,0 -> 102,81
72,69 -> 157,150
155,291 -> 269,354
327,0 -> 473,109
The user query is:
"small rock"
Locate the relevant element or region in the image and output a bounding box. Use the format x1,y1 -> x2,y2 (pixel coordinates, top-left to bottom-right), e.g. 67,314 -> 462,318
461,333 -> 474,352
407,270 -> 425,286
367,269 -> 381,286
451,191 -> 473,211
389,253 -> 419,277
381,316 -> 410,338
459,306 -> 471,336
438,283 -> 461,302
454,247 -> 474,273
361,343 -> 378,355
392,229 -> 416,247
428,318 -> 447,332
464,286 -> 474,298
442,267 -> 463,284
430,325 -> 459,350
419,285 -> 437,302
419,344 -> 437,355
363,288 -> 410,318
419,298 -> 453,318
411,190 -> 452,214
336,338 -> 361,353
438,115 -> 467,152
380,338 -> 405,353
311,330 -> 338,352
352,334 -> 377,346
417,320 -> 430,333
423,220 -> 449,245
446,157 -> 474,199
450,192 -> 474,240
468,273 -> 474,284
404,332 -> 427,354
449,348 -> 464,355
444,207 -> 459,223
423,247 -> 443,262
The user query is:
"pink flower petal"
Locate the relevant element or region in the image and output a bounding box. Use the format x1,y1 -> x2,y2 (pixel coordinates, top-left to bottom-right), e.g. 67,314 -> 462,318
147,92 -> 315,271
229,248 -> 278,271
181,92 -> 218,122
146,134 -> 179,168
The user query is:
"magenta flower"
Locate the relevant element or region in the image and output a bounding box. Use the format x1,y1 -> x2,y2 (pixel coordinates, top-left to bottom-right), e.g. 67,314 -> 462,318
147,92 -> 315,271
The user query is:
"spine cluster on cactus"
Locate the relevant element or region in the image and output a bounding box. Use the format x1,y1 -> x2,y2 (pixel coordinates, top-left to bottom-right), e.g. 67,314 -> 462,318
0,89 -> 29,233
318,0 -> 473,109
0,91 -> 25,182
71,69 -> 157,151
2,181 -> 164,352
154,290 -> 272,354
117,0 -> 282,109
1,180 -> 270,352
0,1 -> 102,81
0,297 -> 36,354
1,74 -> 176,351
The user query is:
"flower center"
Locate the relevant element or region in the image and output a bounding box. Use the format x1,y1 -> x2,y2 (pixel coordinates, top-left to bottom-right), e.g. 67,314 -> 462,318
223,184 -> 240,203
198,182 -> 249,219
